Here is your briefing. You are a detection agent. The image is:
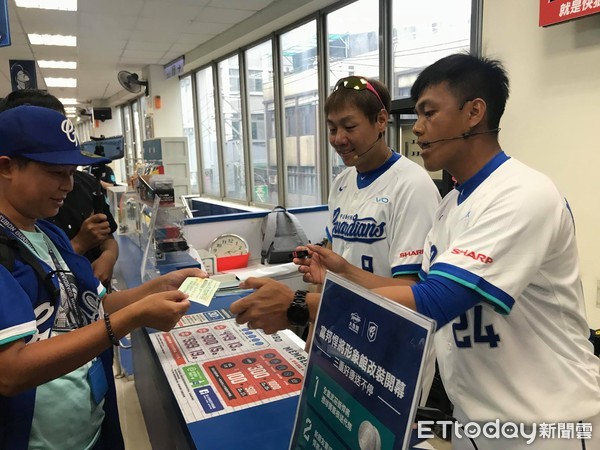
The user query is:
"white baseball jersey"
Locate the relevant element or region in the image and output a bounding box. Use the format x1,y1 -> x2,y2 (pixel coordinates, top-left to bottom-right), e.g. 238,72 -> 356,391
327,152 -> 440,277
420,152 -> 600,423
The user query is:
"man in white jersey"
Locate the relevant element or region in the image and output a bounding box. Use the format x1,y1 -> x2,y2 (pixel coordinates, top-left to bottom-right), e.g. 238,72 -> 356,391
324,76 -> 439,279
232,54 -> 600,450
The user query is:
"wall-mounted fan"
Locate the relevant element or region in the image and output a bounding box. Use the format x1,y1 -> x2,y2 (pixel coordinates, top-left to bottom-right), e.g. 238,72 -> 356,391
77,106 -> 93,118
117,71 -> 149,96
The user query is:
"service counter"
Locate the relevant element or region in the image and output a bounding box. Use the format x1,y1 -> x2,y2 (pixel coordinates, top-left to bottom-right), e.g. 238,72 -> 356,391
114,235 -> 307,450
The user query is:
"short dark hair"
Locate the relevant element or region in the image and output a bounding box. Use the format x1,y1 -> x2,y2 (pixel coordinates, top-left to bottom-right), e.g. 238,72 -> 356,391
0,89 -> 66,115
410,53 -> 510,129
325,77 -> 390,123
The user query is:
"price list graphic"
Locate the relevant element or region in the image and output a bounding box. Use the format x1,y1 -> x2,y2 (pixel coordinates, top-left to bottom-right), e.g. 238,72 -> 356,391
150,311 -> 306,423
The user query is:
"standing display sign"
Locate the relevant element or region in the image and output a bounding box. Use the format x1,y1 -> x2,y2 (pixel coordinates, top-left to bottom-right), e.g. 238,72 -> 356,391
0,0 -> 10,47
290,273 -> 435,450
539,0 -> 600,27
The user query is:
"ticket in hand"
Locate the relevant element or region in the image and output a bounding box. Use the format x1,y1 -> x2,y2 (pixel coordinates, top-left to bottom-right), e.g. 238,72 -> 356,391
178,277 -> 221,306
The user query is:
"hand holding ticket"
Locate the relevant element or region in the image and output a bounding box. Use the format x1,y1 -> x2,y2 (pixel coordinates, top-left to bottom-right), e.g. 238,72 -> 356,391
178,277 -> 221,306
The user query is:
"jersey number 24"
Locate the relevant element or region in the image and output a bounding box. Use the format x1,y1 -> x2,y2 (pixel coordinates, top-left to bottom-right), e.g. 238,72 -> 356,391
452,305 -> 500,348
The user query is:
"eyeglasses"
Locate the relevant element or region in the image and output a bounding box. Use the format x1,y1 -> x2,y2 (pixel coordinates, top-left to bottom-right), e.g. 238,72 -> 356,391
333,76 -> 386,110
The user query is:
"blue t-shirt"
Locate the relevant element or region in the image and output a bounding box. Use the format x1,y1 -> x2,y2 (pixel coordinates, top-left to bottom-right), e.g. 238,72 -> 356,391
0,220 -> 122,450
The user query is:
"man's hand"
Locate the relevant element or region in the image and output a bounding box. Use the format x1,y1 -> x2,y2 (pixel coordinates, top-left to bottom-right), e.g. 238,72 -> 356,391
131,290 -> 191,331
293,245 -> 326,285
71,213 -> 111,254
230,278 -> 294,334
154,267 -> 208,292
91,252 -> 115,286
92,238 -> 118,287
296,244 -> 351,281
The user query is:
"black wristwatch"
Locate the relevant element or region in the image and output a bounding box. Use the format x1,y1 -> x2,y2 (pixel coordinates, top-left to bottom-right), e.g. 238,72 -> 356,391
287,290 -> 309,326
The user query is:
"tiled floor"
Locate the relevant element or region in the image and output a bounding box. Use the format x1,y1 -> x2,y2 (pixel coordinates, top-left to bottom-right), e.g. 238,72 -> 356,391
114,371 -> 152,450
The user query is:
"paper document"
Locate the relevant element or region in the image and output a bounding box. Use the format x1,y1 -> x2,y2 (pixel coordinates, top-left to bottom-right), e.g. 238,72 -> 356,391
178,277 -> 221,306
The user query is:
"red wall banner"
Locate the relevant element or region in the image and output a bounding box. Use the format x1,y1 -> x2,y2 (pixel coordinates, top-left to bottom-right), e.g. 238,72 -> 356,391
540,0 -> 600,27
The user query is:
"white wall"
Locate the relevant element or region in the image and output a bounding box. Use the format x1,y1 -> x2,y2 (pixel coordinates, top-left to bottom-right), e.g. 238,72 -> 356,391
143,65 -> 184,138
483,1 -> 600,325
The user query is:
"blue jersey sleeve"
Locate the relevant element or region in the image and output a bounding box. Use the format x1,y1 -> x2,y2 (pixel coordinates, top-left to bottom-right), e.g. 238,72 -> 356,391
411,274 -> 482,327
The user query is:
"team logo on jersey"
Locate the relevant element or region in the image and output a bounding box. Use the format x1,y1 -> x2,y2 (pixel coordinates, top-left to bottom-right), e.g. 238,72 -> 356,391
367,321 -> 378,342
399,249 -> 423,258
330,208 -> 387,243
374,197 -> 389,204
451,248 -> 493,264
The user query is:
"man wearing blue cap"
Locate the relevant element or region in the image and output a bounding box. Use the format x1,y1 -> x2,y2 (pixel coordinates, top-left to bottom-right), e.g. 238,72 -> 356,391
0,105 -> 206,449
0,89 -> 120,287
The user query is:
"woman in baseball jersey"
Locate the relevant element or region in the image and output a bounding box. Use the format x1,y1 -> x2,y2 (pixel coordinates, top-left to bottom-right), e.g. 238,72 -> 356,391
323,76 -> 440,281
232,54 -> 600,449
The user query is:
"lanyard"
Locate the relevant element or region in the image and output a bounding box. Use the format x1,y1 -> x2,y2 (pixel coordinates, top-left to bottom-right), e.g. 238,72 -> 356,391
0,213 -> 85,327
0,213 -> 37,253
41,232 -> 86,327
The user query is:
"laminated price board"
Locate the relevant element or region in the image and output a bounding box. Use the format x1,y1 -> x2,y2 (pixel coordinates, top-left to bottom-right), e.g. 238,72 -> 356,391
150,308 -> 307,424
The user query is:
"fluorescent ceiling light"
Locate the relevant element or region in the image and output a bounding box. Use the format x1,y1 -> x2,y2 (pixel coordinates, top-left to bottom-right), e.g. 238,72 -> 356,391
16,0 -> 77,11
58,98 -> 79,105
59,98 -> 79,105
45,77 -> 77,88
28,34 -> 76,47
38,60 -> 77,69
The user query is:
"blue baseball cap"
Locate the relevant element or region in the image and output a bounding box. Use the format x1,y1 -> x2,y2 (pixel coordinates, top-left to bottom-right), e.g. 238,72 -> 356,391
0,105 -> 110,166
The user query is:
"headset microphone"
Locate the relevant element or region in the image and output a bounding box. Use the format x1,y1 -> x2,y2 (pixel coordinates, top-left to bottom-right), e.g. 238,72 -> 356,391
353,132 -> 383,160
420,128 -> 500,149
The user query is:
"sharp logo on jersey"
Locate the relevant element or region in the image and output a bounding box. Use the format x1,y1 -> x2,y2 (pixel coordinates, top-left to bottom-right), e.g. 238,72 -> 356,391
331,207 -> 386,243
399,249 -> 423,258
451,248 -> 493,264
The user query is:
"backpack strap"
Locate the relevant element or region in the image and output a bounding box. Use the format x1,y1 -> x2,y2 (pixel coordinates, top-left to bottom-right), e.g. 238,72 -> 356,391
0,230 -> 16,272
0,228 -> 61,302
282,210 -> 308,244
261,206 -> 285,264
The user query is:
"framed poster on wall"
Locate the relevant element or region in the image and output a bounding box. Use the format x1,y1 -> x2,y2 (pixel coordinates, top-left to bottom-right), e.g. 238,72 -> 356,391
540,0 -> 600,27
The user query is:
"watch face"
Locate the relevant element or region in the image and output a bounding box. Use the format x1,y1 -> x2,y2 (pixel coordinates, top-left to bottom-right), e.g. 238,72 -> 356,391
287,298 -> 309,326
287,303 -> 309,326
208,233 -> 249,257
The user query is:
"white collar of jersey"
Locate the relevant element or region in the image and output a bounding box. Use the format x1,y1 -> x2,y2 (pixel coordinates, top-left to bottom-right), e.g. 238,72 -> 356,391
356,151 -> 400,189
456,151 -> 510,205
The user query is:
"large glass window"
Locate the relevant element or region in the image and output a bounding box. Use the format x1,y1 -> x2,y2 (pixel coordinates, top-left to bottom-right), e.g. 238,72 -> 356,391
218,55 -> 246,201
245,40 -> 277,205
178,0 -> 477,208
327,0 -> 380,183
180,75 -> 199,194
392,0 -> 471,99
280,21 -> 321,207
196,67 -> 220,196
